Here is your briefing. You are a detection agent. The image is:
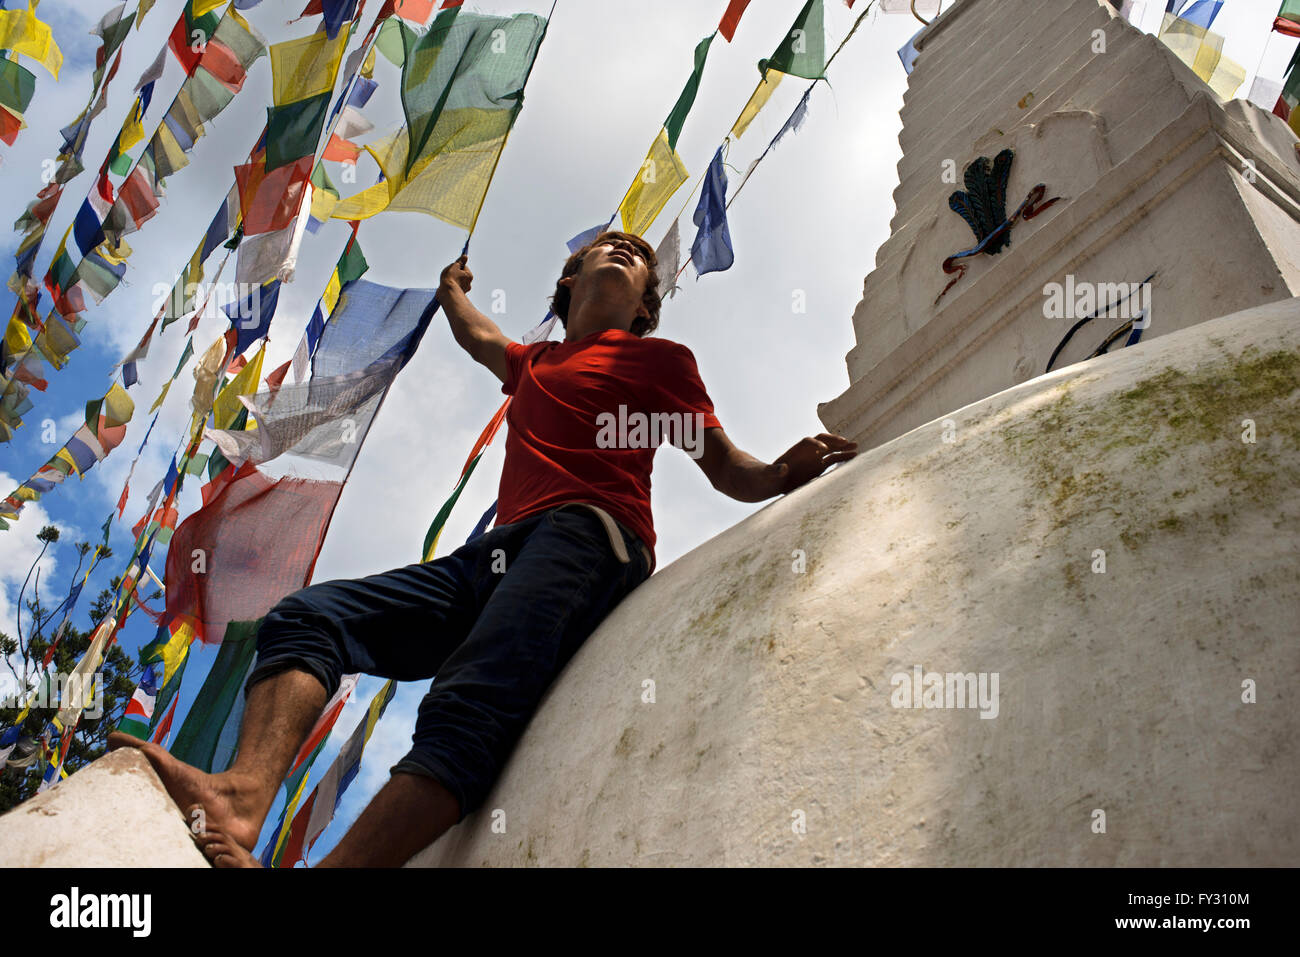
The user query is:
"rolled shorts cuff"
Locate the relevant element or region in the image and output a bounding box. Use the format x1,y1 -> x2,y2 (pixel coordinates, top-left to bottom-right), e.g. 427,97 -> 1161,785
243,655 -> 336,699
391,752 -> 471,825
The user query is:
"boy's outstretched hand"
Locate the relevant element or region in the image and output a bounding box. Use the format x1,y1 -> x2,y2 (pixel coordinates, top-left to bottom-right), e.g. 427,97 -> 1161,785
772,433 -> 858,494
440,255 -> 473,295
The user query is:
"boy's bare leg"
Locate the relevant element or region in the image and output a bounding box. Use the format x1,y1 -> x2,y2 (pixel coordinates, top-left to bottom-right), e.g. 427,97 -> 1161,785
107,668 -> 328,852
315,772 -> 462,867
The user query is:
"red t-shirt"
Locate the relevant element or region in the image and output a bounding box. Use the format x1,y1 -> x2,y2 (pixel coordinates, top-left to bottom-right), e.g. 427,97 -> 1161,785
496,328 -> 722,566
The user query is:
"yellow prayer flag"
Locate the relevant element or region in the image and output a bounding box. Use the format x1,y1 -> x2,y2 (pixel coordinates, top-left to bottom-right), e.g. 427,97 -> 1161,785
0,5 -> 62,78
731,70 -> 784,139
159,622 -> 193,687
119,98 -> 147,153
102,382 -> 135,428
53,447 -> 77,472
331,108 -> 514,228
137,0 -> 156,28
4,314 -> 33,354
1157,13 -> 1245,100
149,379 -> 172,414
321,269 -> 343,318
309,183 -> 339,222
271,30 -> 348,105
192,333 -> 227,414
618,127 -> 689,237
193,0 -> 226,16
13,486 -> 39,503
213,342 -> 264,429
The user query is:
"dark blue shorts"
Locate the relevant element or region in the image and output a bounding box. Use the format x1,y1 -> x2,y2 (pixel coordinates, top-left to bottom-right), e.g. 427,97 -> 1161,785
245,503 -> 652,823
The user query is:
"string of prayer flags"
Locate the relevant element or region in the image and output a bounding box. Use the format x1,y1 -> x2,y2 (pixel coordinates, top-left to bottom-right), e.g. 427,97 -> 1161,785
690,146 -> 734,278
422,397 -> 508,560
277,678 -> 398,867
261,673 -> 360,867
0,381 -> 135,525
331,9 -> 548,228
1278,0 -> 1300,36
758,0 -> 826,81
1157,9 -> 1245,99
115,663 -> 159,739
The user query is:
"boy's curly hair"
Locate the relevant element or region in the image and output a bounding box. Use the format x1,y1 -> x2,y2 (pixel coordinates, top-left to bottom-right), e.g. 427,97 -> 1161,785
549,231 -> 661,337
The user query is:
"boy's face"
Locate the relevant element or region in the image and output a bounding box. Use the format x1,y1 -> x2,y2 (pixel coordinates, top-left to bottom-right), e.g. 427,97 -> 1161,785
561,236 -> 653,322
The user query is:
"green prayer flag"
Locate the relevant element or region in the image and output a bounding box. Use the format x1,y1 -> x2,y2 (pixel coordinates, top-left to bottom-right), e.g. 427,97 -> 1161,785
759,0 -> 826,80
0,57 -> 36,114
312,160 -> 338,199
376,16 -> 413,68
108,148 -> 134,177
422,450 -> 484,561
170,619 -> 261,773
85,398 -> 103,429
172,337 -> 195,376
185,0 -> 222,43
148,653 -> 187,736
665,34 -> 714,150
400,7 -> 547,179
337,238 -> 368,285
265,92 -> 331,172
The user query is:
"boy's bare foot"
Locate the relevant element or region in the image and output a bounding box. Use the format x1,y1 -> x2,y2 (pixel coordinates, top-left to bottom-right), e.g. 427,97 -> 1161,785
107,732 -> 266,852
191,810 -> 265,868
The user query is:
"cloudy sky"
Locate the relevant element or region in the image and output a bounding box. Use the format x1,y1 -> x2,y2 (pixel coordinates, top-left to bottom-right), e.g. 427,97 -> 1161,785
0,0 -> 1290,863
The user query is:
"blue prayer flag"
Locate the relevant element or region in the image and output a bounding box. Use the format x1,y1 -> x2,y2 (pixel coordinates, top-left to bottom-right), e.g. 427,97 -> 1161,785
690,146 -> 734,278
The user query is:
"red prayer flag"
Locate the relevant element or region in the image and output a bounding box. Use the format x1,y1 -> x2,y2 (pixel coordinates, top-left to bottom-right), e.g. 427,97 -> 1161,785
322,133 -> 362,163
164,461 -> 344,644
1275,17 -> 1300,38
396,0 -> 435,22
200,39 -> 249,93
235,156 -> 314,236
0,106 -> 23,146
118,168 -> 163,230
719,0 -> 753,42
169,16 -> 205,77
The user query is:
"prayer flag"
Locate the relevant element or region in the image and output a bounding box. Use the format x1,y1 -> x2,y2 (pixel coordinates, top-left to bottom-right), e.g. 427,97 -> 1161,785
116,663 -> 159,739
0,4 -> 63,78
731,69 -> 782,139
619,127 -> 689,237
719,0 -> 753,42
332,8 -> 547,226
665,35 -> 714,150
1278,0 -> 1300,35
283,679 -> 398,866
759,0 -> 825,81
163,462 -> 344,644
690,146 -> 734,277
1158,11 -> 1246,99
271,29 -> 348,105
